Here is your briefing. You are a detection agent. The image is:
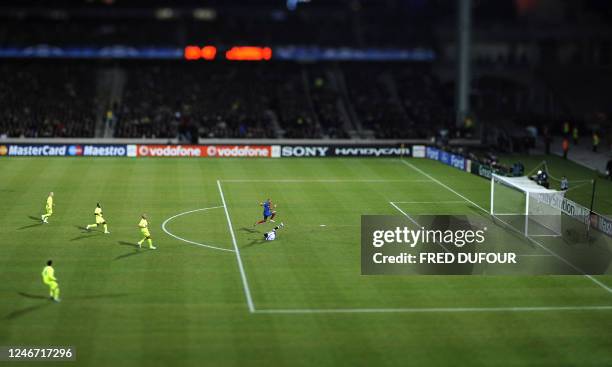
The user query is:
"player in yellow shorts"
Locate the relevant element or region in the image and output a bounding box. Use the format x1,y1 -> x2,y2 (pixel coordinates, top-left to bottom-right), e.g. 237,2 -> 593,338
137,214 -> 156,249
41,192 -> 54,223
42,260 -> 60,302
85,203 -> 110,234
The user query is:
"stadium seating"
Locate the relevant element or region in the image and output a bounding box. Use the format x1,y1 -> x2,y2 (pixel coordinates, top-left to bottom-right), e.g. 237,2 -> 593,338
344,64 -> 451,139
0,61 -> 458,140
0,61 -> 97,138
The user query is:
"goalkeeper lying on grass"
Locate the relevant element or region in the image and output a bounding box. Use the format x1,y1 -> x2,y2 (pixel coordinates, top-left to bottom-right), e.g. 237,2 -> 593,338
264,222 -> 285,241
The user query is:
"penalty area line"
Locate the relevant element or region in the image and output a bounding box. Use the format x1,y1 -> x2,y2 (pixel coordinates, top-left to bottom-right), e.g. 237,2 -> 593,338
221,179 -> 431,183
388,202 -> 419,226
253,305 -> 612,314
389,201 -> 451,253
217,179 -> 256,313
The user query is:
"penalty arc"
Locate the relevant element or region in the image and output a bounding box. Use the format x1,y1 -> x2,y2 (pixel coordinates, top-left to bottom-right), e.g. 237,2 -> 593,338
161,206 -> 234,253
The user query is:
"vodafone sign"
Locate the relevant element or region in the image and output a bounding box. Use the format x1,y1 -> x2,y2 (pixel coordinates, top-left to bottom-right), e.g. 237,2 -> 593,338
206,145 -> 272,157
137,145 -> 203,157
135,145 -> 273,158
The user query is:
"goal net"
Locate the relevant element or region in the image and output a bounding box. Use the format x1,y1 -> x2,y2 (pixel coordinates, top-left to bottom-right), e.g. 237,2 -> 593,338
490,174 -> 589,237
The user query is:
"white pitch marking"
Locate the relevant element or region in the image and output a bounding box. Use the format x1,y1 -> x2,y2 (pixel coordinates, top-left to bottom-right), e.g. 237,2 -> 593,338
392,201 -> 466,204
221,179 -> 431,183
254,305 -> 612,314
389,202 -> 419,227
161,206 -> 233,253
218,180 -> 256,313
389,201 -> 451,253
320,224 -> 327,227
399,159 -> 612,295
399,160 -> 487,212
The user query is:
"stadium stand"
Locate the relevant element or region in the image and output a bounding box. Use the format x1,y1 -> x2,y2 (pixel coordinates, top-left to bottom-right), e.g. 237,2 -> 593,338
113,62 -> 452,140
0,61 -> 97,138
344,64 -> 451,139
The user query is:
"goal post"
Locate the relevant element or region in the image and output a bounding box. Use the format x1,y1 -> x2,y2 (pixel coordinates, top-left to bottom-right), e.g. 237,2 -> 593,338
490,174 -> 570,237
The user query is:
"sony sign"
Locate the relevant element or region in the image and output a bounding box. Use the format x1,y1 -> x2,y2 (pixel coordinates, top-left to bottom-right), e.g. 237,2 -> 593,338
281,146 -> 329,157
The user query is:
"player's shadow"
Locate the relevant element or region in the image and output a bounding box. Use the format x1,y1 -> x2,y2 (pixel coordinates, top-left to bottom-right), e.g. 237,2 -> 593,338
114,250 -> 148,261
6,292 -> 55,320
114,242 -> 151,260
17,215 -> 44,230
17,223 -> 43,230
5,303 -> 52,320
239,227 -> 260,234
117,241 -> 139,248
17,291 -> 48,299
18,291 -> 129,300
243,238 -> 266,248
7,291 -> 130,319
73,293 -> 130,300
70,235 -> 100,241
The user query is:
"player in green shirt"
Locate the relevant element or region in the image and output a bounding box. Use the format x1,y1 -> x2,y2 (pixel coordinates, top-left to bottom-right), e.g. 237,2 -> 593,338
41,260 -> 60,302
137,214 -> 156,249
41,192 -> 54,223
86,203 -> 110,234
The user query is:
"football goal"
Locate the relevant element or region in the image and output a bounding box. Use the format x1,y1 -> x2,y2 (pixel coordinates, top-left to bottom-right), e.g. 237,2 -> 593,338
490,174 -> 590,238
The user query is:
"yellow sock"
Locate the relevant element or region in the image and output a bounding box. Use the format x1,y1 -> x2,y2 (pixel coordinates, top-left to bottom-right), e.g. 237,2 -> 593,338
147,238 -> 153,247
103,224 -> 108,232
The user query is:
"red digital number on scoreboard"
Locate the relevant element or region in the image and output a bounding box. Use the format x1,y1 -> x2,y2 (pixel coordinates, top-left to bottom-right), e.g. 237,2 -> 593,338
184,45 -> 272,61
184,45 -> 217,60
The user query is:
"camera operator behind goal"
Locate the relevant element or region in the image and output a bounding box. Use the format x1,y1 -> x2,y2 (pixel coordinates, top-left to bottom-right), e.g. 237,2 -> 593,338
530,170 -> 550,189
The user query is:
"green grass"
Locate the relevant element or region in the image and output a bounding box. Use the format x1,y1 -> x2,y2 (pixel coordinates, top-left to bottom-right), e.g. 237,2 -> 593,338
1,157 -> 611,367
499,154 -> 612,215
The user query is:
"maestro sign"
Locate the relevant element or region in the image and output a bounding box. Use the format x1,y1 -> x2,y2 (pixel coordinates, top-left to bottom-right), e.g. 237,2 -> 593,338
0,144 -> 129,157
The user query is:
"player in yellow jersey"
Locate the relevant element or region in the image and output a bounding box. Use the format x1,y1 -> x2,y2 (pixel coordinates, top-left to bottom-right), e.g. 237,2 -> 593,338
85,203 -> 110,234
41,192 -> 54,223
137,214 -> 156,249
41,260 -> 60,302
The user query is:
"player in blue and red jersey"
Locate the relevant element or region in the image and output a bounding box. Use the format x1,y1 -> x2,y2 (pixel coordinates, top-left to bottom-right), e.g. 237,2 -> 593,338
254,198 -> 277,226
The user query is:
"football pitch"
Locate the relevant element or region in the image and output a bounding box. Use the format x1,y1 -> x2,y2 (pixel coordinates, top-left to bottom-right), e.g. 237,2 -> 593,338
1,157 -> 611,366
